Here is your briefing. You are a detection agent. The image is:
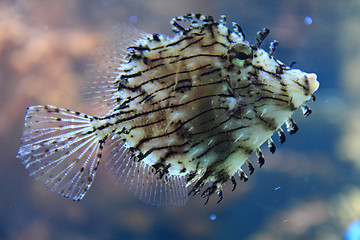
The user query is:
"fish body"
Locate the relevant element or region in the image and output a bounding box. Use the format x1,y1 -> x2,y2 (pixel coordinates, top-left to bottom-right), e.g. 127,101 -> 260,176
17,14 -> 319,206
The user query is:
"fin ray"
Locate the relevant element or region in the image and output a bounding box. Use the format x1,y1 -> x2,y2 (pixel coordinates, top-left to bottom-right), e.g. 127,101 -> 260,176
83,24 -> 150,115
17,105 -> 101,201
104,135 -> 188,207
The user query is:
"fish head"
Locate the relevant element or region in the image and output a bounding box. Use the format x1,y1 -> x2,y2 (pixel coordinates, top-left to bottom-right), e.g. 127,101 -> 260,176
227,41 -> 319,111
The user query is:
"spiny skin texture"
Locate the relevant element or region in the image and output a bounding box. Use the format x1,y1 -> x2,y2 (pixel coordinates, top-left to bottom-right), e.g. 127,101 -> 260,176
17,13 -> 319,206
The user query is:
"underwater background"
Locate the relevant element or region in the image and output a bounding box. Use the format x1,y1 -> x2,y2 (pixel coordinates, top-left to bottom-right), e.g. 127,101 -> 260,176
0,0 -> 359,239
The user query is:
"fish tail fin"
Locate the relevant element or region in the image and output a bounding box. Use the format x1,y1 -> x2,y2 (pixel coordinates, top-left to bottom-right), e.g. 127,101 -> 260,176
17,105 -> 104,201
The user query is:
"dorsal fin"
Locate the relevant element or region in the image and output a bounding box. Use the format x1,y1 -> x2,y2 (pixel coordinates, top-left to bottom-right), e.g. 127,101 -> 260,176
103,134 -> 188,207
83,24 -> 150,116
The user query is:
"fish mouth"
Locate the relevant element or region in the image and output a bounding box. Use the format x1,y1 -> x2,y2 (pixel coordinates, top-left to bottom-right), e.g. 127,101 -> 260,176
305,73 -> 319,94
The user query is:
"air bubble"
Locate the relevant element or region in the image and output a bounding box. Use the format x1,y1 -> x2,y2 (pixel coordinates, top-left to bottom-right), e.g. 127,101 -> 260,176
304,16 -> 313,25
129,15 -> 138,24
209,214 -> 216,221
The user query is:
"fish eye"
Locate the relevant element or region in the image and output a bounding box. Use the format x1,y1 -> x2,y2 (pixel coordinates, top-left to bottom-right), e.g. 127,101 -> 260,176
228,43 -> 252,67
235,51 -> 248,60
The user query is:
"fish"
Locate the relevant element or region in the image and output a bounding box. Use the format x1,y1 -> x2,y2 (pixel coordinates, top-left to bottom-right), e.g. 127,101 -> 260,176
17,13 -> 319,207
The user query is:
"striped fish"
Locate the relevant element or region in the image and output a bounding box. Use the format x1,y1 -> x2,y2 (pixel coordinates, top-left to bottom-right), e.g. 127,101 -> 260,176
17,13 -> 319,207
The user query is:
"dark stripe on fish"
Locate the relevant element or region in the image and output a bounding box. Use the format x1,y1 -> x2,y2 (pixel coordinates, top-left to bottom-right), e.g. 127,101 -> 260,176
169,54 -> 224,64
201,41 -> 228,48
189,124 -> 249,149
179,37 -> 204,51
133,106 -> 228,149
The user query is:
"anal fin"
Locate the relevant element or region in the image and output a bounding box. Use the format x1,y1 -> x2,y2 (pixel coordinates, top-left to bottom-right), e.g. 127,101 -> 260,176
104,135 -> 188,207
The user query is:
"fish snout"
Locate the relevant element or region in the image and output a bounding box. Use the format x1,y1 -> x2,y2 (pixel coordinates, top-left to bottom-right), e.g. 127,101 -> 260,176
305,73 -> 319,94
